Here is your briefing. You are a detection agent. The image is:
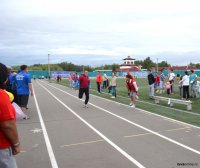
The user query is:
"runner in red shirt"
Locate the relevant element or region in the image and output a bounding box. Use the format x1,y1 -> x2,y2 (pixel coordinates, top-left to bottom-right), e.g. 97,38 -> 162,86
0,63 -> 20,168
79,70 -> 90,108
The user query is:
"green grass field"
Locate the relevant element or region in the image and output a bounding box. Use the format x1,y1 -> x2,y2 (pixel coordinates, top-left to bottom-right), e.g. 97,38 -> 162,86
52,77 -> 200,127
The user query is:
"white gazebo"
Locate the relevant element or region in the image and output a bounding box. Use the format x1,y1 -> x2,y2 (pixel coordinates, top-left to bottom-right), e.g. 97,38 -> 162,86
119,56 -> 142,70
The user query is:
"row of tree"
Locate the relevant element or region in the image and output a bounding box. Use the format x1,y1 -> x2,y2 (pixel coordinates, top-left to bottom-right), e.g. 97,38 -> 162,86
12,57 -> 199,72
134,57 -> 171,70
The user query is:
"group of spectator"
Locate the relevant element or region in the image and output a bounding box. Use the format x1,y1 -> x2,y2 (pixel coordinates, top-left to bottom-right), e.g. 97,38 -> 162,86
0,63 -> 33,168
56,75 -> 62,83
95,71 -> 138,107
95,71 -> 117,99
69,72 -> 79,89
147,68 -> 198,100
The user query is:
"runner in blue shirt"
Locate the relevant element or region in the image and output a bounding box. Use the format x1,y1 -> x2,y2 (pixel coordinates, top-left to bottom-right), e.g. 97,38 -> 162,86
15,65 -> 33,117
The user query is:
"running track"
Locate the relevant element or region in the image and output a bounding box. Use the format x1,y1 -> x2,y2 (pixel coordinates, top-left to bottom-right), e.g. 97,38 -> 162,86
15,80 -> 200,168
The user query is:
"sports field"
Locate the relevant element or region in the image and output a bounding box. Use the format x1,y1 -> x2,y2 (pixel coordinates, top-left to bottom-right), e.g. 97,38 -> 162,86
55,77 -> 200,127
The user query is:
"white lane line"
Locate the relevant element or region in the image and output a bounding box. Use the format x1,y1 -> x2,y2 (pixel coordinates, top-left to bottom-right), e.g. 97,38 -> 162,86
124,133 -> 153,138
61,140 -> 104,148
49,81 -> 200,130
50,81 -> 200,129
89,88 -> 200,116
124,127 -> 190,138
90,94 -> 200,129
42,81 -> 200,156
32,84 -> 59,168
91,93 -> 200,129
37,82 -> 146,168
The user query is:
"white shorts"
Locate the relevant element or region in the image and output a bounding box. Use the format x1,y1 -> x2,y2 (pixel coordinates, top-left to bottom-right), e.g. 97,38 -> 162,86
160,81 -> 164,89
130,91 -> 137,97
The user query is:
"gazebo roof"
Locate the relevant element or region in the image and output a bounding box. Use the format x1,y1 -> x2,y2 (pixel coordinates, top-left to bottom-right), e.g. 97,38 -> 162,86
122,56 -> 135,60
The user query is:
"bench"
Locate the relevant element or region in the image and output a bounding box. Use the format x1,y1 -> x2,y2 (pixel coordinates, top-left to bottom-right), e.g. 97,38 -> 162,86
153,96 -> 192,111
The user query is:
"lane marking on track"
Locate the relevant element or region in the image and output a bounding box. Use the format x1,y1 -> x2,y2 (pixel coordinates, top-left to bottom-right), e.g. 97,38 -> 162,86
166,127 -> 190,132
32,84 -> 59,168
124,127 -> 190,138
41,81 -> 200,156
48,81 -> 200,129
90,93 -> 200,129
61,140 -> 104,148
37,82 -> 146,168
94,90 -> 200,116
124,133 -> 153,138
20,150 -> 26,153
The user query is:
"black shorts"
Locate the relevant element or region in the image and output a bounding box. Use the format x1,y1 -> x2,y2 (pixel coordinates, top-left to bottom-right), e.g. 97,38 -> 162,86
17,95 -> 29,107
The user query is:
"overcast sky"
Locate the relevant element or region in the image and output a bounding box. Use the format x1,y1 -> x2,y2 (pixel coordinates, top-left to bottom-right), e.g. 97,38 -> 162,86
0,0 -> 200,66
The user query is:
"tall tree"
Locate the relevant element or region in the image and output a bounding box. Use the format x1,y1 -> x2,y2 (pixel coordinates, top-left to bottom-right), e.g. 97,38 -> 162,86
158,61 -> 170,67
143,57 -> 155,69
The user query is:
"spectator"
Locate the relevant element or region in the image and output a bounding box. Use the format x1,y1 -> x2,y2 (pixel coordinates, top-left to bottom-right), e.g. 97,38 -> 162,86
11,72 -> 18,104
15,65 -> 33,117
159,69 -> 165,94
103,72 -> 108,89
126,70 -> 134,96
110,72 -> 117,98
78,71 -> 90,108
0,63 -> 20,168
155,72 -> 160,93
126,75 -> 138,108
69,73 -> 74,88
5,66 -> 13,92
180,71 -> 190,100
168,69 -> 176,94
56,75 -> 59,83
189,69 -> 198,98
96,71 -> 102,94
177,74 -> 183,97
165,81 -> 172,96
147,69 -> 155,99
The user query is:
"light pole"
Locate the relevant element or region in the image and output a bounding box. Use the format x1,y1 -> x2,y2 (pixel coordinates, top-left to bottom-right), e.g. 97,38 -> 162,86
82,65 -> 84,73
48,54 -> 50,79
156,58 -> 158,72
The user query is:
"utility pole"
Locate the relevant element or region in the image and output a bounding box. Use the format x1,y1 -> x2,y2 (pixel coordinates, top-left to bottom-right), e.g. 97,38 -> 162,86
82,65 -> 84,73
48,54 -> 50,79
156,58 -> 158,72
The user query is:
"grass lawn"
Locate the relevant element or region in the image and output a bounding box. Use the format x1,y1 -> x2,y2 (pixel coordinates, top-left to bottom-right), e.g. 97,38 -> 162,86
51,77 -> 200,127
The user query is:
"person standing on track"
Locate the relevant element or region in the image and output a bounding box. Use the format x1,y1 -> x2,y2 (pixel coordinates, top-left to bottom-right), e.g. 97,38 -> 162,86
15,65 -> 33,118
0,63 -> 20,168
78,70 -> 90,108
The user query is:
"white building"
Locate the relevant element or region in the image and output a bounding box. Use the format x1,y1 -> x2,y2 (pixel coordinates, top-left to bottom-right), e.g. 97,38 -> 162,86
119,56 -> 142,71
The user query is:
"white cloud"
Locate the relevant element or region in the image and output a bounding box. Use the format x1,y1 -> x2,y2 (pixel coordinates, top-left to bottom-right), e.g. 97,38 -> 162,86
1,0 -> 200,66
50,48 -> 120,56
